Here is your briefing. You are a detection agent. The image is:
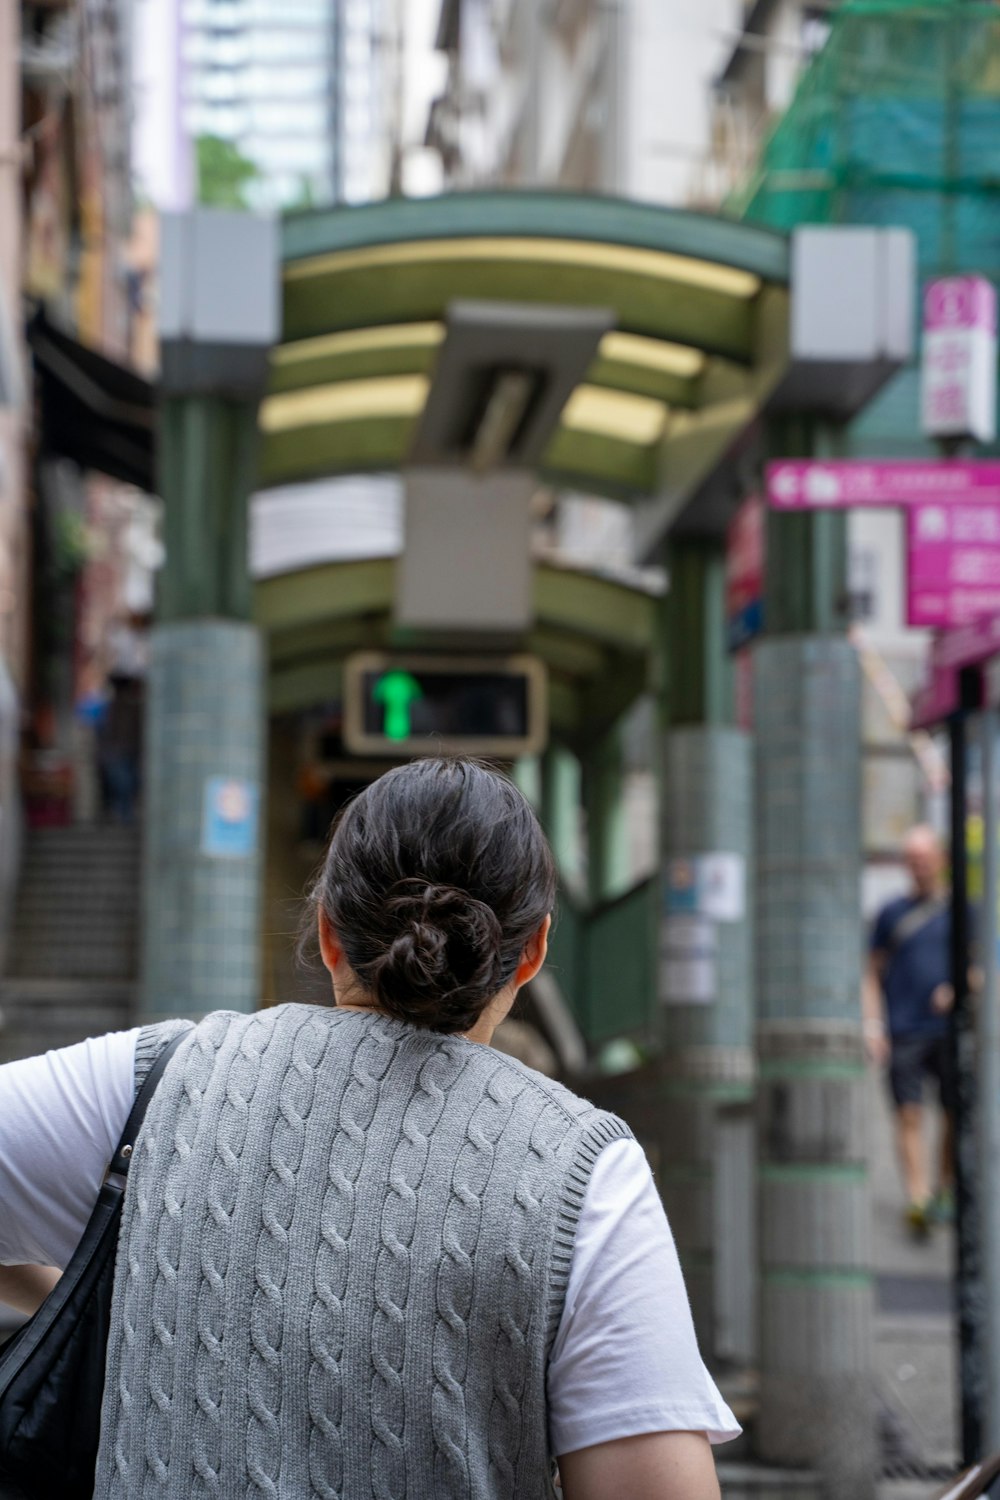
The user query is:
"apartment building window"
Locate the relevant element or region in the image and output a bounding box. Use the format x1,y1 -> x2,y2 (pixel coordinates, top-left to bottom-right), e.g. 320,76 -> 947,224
801,8 -> 832,58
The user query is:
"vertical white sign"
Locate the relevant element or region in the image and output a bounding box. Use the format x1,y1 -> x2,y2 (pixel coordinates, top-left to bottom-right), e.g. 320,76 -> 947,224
921,275 -> 997,444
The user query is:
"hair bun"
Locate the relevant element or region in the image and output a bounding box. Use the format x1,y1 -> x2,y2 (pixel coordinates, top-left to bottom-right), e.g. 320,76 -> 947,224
369,879 -> 505,1030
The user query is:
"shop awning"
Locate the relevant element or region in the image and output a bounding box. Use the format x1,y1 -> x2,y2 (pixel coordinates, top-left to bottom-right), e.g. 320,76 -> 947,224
28,313 -> 155,491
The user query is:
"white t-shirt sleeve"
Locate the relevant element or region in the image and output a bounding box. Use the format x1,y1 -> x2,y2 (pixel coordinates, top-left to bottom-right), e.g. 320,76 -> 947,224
0,1028 -> 140,1269
547,1136 -> 741,1457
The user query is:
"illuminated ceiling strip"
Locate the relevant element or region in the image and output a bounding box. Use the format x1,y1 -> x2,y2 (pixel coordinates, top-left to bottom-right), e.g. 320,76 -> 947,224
599,331 -> 706,380
560,385 -> 669,446
260,375 -> 429,434
286,236 -> 762,301
272,322 -> 446,367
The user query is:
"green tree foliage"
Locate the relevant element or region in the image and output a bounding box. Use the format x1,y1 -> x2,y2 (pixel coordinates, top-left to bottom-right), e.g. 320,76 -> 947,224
196,135 -> 260,209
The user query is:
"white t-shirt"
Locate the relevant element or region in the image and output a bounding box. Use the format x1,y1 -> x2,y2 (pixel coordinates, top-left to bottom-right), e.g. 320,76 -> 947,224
0,1029 -> 739,1458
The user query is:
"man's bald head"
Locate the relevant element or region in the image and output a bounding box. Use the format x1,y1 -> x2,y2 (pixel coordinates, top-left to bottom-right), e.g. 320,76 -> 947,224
903,825 -> 945,898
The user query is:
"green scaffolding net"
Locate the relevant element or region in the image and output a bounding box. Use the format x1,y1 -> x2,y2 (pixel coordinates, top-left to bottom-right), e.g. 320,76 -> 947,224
729,1 -> 1000,278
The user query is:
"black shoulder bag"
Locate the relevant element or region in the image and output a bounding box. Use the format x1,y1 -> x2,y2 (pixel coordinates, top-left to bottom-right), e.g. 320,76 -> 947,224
0,1032 -> 185,1500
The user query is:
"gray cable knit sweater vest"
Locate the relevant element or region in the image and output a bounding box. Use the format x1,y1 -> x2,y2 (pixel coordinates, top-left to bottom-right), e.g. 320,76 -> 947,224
94,1003 -> 631,1500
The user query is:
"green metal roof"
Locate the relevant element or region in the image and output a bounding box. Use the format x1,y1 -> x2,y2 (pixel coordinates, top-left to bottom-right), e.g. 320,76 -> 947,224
257,555 -> 659,742
261,191 -> 792,503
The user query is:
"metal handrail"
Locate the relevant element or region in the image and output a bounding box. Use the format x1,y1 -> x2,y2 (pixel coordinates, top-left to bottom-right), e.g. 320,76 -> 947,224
936,1454 -> 1000,1500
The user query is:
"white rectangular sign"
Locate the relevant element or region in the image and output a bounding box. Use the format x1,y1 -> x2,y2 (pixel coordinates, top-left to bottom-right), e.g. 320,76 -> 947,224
921,275 -> 997,444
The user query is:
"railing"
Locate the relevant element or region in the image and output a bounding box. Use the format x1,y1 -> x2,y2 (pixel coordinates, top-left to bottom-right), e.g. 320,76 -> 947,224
935,1454 -> 1000,1499
547,875 -> 657,1046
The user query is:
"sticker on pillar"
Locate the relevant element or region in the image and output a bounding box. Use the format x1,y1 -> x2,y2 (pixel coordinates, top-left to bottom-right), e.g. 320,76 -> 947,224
202,776 -> 259,858
665,858 -> 700,914
665,854 -> 746,922
661,915 -> 717,1004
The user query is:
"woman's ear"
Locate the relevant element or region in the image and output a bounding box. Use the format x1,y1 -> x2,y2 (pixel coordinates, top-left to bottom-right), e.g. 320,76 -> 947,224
514,913 -> 551,989
317,907 -> 343,978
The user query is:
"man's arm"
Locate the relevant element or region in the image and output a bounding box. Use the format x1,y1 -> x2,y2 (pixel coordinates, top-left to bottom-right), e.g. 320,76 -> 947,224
863,950 -> 890,1066
0,1264 -> 60,1317
559,1431 -> 720,1500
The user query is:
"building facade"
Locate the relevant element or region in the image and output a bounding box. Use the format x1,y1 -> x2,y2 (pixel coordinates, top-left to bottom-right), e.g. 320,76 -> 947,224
181,0 -> 397,209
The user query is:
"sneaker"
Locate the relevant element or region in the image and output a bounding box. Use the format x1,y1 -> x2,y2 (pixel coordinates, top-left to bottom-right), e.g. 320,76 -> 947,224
905,1200 -> 931,1239
930,1187 -> 955,1224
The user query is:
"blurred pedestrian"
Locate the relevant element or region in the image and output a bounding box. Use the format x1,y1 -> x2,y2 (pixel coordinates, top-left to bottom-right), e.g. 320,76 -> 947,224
863,825 -> 956,1238
95,672 -> 143,823
0,758 -> 738,1497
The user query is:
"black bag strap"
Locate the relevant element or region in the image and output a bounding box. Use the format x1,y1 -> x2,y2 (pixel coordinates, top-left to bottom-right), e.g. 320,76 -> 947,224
107,1031 -> 186,1179
884,896 -> 948,959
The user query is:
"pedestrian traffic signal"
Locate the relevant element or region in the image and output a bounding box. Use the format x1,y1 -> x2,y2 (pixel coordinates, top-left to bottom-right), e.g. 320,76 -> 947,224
343,653 -> 548,757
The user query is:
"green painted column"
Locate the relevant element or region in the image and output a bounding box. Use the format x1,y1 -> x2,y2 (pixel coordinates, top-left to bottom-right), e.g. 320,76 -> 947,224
583,726 -> 630,908
541,745 -> 582,889
754,418 -> 875,1498
657,538 -> 756,1365
140,210 -> 277,1023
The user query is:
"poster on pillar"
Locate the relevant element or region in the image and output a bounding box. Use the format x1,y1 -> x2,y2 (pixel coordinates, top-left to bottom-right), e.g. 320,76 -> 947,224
661,915 -> 717,1005
660,853 -> 746,1004
202,775 -> 259,858
665,853 -> 746,922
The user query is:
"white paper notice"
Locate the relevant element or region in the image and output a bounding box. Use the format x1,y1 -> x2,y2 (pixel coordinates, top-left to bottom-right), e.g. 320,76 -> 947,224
661,914 -> 718,1004
698,852 -> 746,923
663,955 -> 717,1004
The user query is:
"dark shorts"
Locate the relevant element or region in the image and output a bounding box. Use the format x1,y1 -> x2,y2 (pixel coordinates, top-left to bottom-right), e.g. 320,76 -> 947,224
889,1033 -> 957,1112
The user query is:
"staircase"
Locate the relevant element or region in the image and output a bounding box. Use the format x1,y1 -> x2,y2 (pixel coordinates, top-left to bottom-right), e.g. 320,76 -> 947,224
0,825 -> 140,1062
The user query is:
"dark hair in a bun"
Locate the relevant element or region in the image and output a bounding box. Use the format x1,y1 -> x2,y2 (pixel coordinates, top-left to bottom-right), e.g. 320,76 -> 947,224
311,757 -> 556,1034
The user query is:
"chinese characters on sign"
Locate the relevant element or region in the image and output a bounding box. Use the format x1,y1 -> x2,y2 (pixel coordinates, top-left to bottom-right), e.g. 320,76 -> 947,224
767,458 -> 1000,633
907,501 -> 1000,628
767,458 -> 1000,511
921,276 -> 997,445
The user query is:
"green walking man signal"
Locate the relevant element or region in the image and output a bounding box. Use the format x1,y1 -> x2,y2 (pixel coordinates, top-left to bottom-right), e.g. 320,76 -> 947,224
344,652 -> 548,757
372,670 -> 424,742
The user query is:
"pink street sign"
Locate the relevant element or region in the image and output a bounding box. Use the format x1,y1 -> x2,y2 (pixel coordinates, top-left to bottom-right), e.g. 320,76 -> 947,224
907,500 -> 1000,627
767,458 -> 1000,510
922,277 -> 998,444
924,276 -> 998,334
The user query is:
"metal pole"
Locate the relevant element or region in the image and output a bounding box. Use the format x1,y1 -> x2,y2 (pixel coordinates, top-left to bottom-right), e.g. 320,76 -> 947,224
951,699 -> 982,1464
979,706 -> 1000,1451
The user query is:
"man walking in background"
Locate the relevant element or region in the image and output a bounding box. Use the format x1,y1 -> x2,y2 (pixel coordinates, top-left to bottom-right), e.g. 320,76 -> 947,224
864,825 -> 956,1238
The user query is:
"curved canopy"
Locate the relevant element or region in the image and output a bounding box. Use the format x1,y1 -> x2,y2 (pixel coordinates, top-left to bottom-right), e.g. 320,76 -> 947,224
257,554 -> 660,742
261,192 -> 790,503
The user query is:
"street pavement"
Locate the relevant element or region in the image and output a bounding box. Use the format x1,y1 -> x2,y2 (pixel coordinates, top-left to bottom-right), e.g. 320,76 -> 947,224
868,1059 -> 960,1500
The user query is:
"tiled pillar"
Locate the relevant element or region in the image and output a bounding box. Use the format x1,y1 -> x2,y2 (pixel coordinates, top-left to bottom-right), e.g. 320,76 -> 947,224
141,621 -> 263,1020
754,635 -> 875,1498
142,211 -> 277,1024
660,725 -> 755,1362
659,539 -> 756,1364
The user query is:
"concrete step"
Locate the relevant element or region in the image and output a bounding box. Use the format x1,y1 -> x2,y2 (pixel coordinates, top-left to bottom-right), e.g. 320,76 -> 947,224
0,979 -> 135,1060
6,825 -> 142,986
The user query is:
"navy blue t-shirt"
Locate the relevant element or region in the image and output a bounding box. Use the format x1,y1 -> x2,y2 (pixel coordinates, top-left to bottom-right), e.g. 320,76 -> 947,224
871,895 -> 951,1039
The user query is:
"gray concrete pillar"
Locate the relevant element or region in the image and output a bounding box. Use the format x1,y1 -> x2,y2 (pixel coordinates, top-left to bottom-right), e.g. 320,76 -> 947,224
754,635 -> 875,1498
660,724 -> 756,1363
141,621 -> 264,1020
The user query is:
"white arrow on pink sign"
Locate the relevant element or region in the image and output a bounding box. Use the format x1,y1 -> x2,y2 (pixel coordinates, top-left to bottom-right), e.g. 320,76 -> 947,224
767,458 -> 1000,509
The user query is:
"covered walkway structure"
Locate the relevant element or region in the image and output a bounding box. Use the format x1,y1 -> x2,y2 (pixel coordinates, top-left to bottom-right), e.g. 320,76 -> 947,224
147,190 -> 901,1497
